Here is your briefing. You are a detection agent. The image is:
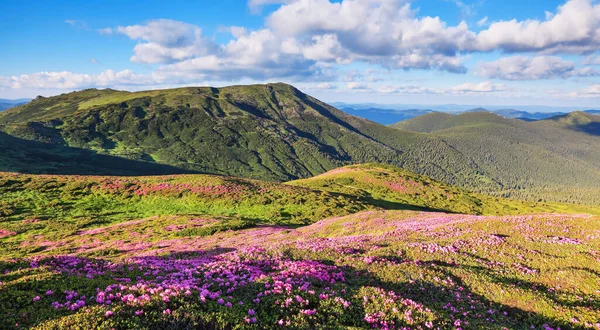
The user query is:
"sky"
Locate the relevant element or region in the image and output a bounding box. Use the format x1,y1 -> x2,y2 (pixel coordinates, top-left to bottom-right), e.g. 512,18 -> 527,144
1,0 -> 599,107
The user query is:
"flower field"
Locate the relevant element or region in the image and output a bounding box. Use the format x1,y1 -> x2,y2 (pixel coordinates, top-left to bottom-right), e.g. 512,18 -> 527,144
1,165 -> 599,329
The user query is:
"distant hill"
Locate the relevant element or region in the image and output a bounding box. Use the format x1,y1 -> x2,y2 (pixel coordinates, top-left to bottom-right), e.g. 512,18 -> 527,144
392,111 -> 600,204
464,108 -> 564,121
1,83 -> 600,204
543,111 -> 600,136
341,107 -> 433,125
0,98 -> 29,111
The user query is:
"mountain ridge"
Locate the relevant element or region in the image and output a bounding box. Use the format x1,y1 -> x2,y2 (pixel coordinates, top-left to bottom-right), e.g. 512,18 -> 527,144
1,83 -> 600,205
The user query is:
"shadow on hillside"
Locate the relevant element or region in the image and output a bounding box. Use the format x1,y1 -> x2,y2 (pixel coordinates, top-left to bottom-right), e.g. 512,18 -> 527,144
570,122 -> 600,136
416,259 -> 599,316
0,131 -> 197,176
327,189 -> 458,214
340,260 -> 591,329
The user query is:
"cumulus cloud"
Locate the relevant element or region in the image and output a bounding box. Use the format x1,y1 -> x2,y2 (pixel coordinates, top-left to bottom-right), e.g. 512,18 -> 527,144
473,0 -> 600,54
153,29 -> 330,81
476,56 -> 600,80
102,19 -> 219,64
266,0 -> 474,72
92,0 -> 600,83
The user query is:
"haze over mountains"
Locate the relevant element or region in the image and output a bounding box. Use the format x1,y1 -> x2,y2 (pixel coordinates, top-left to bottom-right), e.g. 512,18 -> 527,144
1,83 -> 599,206
0,98 -> 30,111
339,103 -> 599,124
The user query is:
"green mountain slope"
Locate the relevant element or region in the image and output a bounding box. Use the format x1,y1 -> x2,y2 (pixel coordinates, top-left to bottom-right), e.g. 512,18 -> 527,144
0,131 -> 191,175
287,163 -> 599,215
392,111 -> 600,204
0,84 -> 485,184
1,83 -> 600,204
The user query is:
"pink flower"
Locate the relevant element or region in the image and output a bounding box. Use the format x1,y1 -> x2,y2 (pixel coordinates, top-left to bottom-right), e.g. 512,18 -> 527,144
301,309 -> 317,316
135,310 -> 144,316
105,311 -> 113,317
163,309 -> 171,315
32,296 -> 40,302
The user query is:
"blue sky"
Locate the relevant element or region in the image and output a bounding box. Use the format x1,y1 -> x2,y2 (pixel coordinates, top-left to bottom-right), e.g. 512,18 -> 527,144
1,0 -> 599,108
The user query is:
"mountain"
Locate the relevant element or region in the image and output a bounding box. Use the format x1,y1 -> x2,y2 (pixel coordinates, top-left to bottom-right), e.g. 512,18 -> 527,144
340,107 -> 433,125
1,83 -> 600,205
392,111 -> 600,204
464,108 -> 565,121
0,84 -> 485,185
584,109 -> 600,115
0,98 -> 29,111
543,111 -> 600,136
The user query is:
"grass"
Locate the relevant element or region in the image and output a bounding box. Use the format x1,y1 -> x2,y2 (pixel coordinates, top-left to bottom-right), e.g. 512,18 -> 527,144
1,163 -> 599,329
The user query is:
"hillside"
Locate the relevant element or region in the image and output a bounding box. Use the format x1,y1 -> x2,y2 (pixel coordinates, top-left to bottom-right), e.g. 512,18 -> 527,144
288,163 -> 598,215
543,111 -> 600,136
0,84 -> 487,187
392,112 -> 600,204
0,167 -> 598,329
1,84 -> 600,204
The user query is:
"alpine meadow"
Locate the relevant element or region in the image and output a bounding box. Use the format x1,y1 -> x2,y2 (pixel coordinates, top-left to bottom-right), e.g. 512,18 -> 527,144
1,0 -> 600,329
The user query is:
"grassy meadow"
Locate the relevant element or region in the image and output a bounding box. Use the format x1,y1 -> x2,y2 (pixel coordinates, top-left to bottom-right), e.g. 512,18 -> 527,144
1,164 -> 599,329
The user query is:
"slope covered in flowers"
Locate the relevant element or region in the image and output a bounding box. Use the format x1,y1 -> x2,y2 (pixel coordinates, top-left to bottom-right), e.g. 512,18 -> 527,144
1,166 -> 599,329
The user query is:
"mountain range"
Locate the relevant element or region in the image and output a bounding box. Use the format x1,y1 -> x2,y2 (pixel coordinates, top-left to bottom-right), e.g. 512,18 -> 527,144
1,83 -> 599,205
0,98 -> 29,111
340,105 -> 600,124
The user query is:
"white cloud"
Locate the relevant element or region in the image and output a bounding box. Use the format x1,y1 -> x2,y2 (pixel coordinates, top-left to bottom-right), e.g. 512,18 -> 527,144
93,0 -> 600,83
89,58 -> 100,65
473,0 -> 600,54
568,84 -> 600,98
65,19 -> 88,29
377,81 -> 505,95
582,55 -> 600,65
448,81 -> 506,93
103,19 -> 219,64
0,70 -> 155,90
265,0 -> 474,72
315,82 -> 337,90
347,82 -> 369,90
247,0 -> 296,13
476,56 -> 599,80
477,17 -> 488,27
